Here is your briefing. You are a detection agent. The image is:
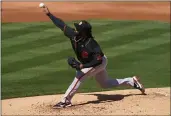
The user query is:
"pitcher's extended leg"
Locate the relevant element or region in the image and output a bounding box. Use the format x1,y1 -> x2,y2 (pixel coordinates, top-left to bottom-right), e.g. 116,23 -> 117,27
59,67 -> 94,103
95,69 -> 134,88
95,70 -> 145,94
53,70 -> 91,109
53,67 -> 95,108
61,71 -> 87,103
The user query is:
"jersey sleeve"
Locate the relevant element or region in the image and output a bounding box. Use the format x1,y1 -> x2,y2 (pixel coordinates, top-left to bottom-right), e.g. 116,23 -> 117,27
47,13 -> 76,39
63,25 -> 76,39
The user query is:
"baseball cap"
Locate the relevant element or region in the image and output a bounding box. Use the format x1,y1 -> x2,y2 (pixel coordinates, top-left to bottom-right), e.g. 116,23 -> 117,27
74,20 -> 92,32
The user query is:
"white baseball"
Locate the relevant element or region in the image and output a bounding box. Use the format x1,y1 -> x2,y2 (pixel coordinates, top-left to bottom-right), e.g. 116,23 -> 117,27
39,3 -> 45,8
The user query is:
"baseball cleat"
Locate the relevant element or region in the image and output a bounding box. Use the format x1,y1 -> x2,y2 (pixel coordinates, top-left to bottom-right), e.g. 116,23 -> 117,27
133,76 -> 146,94
52,101 -> 72,109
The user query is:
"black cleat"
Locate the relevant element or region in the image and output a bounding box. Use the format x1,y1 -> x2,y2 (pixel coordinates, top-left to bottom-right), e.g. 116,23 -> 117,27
133,76 -> 146,95
52,101 -> 72,109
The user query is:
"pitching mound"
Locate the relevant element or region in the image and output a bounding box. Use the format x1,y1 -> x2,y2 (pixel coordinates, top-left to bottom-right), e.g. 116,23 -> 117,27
2,87 -> 170,115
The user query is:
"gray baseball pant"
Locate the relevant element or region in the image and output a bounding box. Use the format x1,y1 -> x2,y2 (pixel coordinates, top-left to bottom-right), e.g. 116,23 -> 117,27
61,55 -> 134,102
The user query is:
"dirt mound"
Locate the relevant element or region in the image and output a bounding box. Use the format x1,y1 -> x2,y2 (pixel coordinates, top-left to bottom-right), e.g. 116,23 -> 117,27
2,2 -> 170,22
2,87 -> 170,115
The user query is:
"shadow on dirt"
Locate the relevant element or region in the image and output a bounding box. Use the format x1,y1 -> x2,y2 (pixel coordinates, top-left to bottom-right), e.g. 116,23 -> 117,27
74,93 -> 145,106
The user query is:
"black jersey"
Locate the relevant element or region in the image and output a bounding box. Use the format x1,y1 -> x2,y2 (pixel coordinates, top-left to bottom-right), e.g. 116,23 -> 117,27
47,13 -> 104,68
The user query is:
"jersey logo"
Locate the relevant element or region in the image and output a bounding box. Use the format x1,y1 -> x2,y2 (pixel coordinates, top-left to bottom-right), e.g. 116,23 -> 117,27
96,54 -> 102,60
81,51 -> 88,58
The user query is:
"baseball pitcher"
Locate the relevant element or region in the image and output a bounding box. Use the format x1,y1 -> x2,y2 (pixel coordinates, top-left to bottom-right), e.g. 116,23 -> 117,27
40,5 -> 145,109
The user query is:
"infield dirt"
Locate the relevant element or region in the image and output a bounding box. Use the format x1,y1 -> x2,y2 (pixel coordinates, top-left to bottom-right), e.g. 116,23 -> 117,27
2,2 -> 170,22
1,2 -> 170,115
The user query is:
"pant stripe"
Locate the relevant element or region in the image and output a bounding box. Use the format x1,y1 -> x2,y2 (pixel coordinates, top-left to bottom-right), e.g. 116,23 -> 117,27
65,68 -> 94,101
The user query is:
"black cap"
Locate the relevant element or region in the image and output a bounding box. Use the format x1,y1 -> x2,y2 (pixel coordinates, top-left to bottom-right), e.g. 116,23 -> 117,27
74,20 -> 92,33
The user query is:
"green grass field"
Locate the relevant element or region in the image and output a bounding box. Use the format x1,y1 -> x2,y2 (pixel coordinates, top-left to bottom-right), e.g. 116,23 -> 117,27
2,20 -> 170,99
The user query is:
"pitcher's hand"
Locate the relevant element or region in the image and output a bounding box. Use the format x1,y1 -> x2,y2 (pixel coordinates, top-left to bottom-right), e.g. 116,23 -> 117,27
40,5 -> 50,15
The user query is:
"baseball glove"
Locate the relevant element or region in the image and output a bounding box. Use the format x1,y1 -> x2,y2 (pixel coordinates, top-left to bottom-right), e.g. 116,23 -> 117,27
67,57 -> 81,70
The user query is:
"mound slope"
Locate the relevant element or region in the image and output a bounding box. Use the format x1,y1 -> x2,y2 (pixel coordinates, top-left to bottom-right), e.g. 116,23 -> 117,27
2,87 -> 170,115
